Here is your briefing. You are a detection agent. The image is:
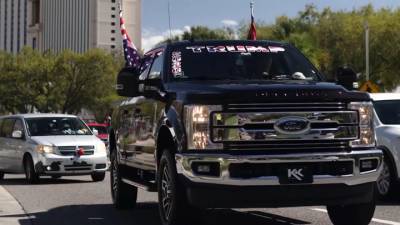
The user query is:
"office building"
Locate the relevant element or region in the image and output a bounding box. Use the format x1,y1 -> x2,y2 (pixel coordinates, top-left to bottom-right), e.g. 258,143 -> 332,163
0,0 -> 141,53
0,0 -> 29,53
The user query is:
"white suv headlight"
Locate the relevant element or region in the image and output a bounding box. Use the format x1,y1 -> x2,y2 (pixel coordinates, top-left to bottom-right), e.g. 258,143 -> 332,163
184,105 -> 223,150
36,145 -> 55,154
97,143 -> 107,154
348,102 -> 375,147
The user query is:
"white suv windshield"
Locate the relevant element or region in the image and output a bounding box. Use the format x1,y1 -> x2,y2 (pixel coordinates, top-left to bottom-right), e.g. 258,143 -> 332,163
26,117 -> 92,136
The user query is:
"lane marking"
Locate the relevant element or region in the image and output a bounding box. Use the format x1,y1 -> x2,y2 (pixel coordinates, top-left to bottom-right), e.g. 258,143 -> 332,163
310,208 -> 400,225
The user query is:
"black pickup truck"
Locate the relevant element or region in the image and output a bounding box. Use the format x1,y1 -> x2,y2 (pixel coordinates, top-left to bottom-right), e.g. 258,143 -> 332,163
110,40 -> 382,225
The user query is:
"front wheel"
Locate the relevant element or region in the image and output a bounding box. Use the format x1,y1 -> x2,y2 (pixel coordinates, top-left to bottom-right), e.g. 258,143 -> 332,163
110,151 -> 137,209
158,150 -> 199,225
375,158 -> 397,199
327,200 -> 376,225
91,172 -> 106,182
24,156 -> 39,184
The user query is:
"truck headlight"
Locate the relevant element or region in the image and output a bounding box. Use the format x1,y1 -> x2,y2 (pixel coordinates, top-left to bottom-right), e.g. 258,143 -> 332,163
348,102 -> 375,147
36,145 -> 55,154
184,105 -> 223,150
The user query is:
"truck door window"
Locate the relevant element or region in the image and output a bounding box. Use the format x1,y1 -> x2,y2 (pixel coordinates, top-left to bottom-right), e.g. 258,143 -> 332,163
148,53 -> 163,80
0,119 -> 16,138
139,56 -> 153,81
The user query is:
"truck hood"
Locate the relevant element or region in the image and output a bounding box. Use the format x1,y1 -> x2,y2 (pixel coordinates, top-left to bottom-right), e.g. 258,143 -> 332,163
166,80 -> 370,104
30,135 -> 102,147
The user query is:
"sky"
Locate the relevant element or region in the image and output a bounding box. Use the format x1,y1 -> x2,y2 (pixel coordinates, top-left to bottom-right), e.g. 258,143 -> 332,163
141,0 -> 400,50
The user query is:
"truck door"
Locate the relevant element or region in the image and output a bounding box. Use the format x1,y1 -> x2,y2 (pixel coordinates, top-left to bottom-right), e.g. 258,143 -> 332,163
125,50 -> 165,171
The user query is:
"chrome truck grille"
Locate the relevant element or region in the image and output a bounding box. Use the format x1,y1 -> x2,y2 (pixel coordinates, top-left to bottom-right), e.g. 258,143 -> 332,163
211,102 -> 358,152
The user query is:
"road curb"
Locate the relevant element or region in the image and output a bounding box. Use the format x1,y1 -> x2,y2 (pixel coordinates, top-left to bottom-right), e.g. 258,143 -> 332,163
0,185 -> 32,225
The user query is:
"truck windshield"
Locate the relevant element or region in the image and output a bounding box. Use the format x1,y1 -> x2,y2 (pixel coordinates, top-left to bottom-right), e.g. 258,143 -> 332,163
26,117 -> 92,136
170,44 -> 320,81
374,100 -> 400,125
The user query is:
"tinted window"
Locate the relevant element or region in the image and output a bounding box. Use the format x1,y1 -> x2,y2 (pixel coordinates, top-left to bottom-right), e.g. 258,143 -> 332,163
374,100 -> 400,124
139,55 -> 153,80
148,52 -> 163,79
170,44 -> 320,81
25,117 -> 92,136
0,119 -> 16,138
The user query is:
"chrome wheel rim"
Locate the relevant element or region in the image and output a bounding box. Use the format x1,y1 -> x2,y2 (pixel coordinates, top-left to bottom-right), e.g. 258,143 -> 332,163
377,161 -> 391,195
161,166 -> 173,221
111,157 -> 119,197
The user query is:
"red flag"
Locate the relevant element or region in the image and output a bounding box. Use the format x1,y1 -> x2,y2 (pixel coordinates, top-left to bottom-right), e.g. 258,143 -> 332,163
247,3 -> 257,40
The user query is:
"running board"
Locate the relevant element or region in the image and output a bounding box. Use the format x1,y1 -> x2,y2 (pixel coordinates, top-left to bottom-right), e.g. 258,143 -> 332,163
121,178 -> 157,192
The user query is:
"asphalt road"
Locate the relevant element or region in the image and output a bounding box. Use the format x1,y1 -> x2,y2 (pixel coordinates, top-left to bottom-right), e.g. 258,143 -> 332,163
1,173 -> 400,225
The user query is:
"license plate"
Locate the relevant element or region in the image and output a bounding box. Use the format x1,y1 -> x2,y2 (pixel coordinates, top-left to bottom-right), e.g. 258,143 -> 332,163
72,161 -> 88,166
279,165 -> 313,184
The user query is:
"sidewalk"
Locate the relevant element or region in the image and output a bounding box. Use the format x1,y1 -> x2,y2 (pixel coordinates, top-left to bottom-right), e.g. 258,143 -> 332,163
0,186 -> 31,225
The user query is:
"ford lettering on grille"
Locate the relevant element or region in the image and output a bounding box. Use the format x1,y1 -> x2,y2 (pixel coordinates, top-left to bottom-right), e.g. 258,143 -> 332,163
274,117 -> 311,135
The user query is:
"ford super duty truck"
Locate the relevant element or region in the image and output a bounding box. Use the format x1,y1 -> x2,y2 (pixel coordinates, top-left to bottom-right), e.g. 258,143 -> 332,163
110,40 -> 383,225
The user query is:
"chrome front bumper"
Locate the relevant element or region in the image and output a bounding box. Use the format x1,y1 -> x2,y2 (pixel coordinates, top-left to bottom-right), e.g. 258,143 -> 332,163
176,149 -> 383,186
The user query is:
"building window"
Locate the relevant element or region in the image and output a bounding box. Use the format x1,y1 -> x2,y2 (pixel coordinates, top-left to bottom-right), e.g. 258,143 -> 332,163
111,7 -> 116,10
111,22 -> 116,26
31,0 -> 40,26
111,15 -> 116,18
111,0 -> 116,3
111,30 -> 116,33
111,37 -> 115,41
111,45 -> 116,49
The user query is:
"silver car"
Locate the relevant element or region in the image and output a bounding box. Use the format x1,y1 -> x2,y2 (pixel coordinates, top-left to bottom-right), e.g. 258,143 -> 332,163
370,93 -> 400,199
0,114 -> 108,183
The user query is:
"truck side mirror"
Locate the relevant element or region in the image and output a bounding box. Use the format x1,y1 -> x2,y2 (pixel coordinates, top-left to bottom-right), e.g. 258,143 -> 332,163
336,67 -> 358,90
116,67 -> 140,97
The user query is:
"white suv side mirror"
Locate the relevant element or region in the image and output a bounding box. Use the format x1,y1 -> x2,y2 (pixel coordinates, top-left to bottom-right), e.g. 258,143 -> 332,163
12,130 -> 23,139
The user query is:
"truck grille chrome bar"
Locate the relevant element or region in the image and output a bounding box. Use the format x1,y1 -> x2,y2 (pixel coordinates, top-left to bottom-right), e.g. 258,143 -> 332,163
211,102 -> 357,149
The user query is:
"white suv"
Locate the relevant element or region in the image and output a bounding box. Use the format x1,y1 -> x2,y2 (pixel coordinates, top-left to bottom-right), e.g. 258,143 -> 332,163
370,93 -> 400,198
0,114 -> 108,183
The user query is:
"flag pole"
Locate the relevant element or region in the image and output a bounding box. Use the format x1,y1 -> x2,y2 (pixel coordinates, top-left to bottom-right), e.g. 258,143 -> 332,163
250,1 -> 254,20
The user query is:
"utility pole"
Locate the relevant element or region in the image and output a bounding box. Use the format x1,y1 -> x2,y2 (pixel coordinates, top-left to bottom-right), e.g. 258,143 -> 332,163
364,21 -> 370,81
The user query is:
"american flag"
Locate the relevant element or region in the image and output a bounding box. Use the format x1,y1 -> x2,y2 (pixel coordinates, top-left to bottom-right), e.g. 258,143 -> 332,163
120,8 -> 141,69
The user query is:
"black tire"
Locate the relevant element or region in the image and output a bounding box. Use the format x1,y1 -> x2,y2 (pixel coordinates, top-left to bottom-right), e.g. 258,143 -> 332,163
51,175 -> 62,179
375,157 -> 397,199
91,172 -> 106,182
157,150 -> 199,225
110,151 -> 137,209
0,172 -> 4,180
327,200 -> 376,225
24,155 -> 39,184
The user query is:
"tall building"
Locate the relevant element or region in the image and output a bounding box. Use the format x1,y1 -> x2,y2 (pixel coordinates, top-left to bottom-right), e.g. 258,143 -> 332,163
0,0 -> 141,53
0,0 -> 29,54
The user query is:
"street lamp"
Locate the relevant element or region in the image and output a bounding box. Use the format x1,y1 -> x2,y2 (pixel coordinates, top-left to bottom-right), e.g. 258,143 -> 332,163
364,21 -> 370,81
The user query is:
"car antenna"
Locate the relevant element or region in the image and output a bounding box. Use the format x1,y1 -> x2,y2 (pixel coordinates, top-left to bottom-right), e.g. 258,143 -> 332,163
167,0 -> 172,40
